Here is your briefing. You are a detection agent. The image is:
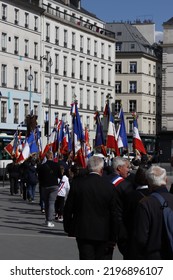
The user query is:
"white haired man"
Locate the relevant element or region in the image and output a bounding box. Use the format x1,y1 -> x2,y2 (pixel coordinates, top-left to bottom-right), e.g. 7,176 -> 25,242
134,165 -> 173,259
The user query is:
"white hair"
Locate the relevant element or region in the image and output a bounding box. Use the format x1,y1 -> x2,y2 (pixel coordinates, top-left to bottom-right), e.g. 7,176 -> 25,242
146,165 -> 167,188
112,156 -> 129,171
87,156 -> 104,173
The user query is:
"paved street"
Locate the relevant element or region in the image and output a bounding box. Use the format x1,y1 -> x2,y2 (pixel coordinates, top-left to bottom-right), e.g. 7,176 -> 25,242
0,182 -> 122,260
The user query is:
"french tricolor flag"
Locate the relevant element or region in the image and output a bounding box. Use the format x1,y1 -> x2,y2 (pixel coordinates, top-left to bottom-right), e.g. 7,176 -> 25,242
133,118 -> 146,154
106,113 -> 120,156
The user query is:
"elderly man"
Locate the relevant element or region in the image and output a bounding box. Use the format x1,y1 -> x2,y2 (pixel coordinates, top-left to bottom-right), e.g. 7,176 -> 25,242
107,156 -> 134,259
134,165 -> 173,259
63,156 -> 117,260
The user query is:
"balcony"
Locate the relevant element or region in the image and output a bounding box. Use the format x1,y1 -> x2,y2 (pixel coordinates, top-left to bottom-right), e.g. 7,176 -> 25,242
42,4 -> 115,40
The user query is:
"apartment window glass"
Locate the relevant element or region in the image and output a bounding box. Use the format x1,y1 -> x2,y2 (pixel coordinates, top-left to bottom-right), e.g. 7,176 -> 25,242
94,64 -> 97,82
129,121 -> 133,133
14,67 -> 19,88
1,64 -> 7,86
14,103 -> 19,123
55,27 -> 59,44
94,40 -> 97,56
87,63 -> 90,81
130,62 -> 137,73
24,104 -> 29,117
129,81 -> 137,93
86,116 -> 90,128
80,35 -> 84,51
153,65 -> 156,77
1,101 -> 7,123
24,69 -> 28,90
148,64 -> 151,75
55,54 -> 59,74
34,42 -> 38,59
129,100 -> 136,112
148,83 -> 151,94
115,62 -> 122,73
25,13 -> 29,28
101,43 -> 104,58
46,23 -> 50,41
115,81 -> 121,94
153,84 -> 156,95
94,91 -> 97,110
64,10 -> 68,20
148,101 -> 151,113
153,102 -> 155,114
1,33 -> 7,51
14,9 -> 19,24
80,61 -> 83,79
62,113 -> 67,122
63,85 -> 67,106
72,58 -> 75,77
24,39 -> 29,56
14,36 -> 19,54
101,92 -> 104,111
87,38 -> 91,54
71,86 -> 75,103
45,81 -> 49,102
63,56 -> 67,76
56,7 -> 60,17
115,100 -> 121,114
2,4 -> 7,20
79,88 -> 83,108
33,105 -> 38,116
101,67 -> 104,84
87,89 -> 90,108
108,45 -> 111,60
64,30 -> 68,47
34,72 -> 38,91
116,42 -> 122,51
72,32 -> 75,49
55,83 -> 59,104
108,68 -> 111,85
34,16 -> 38,31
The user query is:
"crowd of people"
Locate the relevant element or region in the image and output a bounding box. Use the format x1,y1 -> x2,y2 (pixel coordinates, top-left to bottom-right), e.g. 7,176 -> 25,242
5,151 -> 173,260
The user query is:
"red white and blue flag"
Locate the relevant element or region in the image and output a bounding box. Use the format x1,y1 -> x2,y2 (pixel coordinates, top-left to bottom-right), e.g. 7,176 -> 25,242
133,115 -> 146,154
106,112 -> 120,156
117,107 -> 128,149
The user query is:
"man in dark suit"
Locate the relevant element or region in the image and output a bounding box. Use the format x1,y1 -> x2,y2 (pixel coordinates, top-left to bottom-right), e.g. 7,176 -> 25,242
63,155 -> 117,260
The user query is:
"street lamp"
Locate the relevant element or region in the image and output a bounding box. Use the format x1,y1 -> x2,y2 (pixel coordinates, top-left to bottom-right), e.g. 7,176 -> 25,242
28,65 -> 33,113
47,57 -> 53,143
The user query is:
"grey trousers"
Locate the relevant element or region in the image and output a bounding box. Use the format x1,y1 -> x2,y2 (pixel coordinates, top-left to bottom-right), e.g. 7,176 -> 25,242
42,186 -> 58,222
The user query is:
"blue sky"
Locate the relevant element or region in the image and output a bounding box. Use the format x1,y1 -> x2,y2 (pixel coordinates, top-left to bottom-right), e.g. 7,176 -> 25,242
82,0 -> 173,32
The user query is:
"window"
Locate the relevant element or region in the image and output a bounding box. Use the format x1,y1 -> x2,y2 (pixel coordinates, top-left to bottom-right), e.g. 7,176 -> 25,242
14,36 -> 19,54
116,42 -> 122,51
87,63 -> 90,81
148,121 -> 151,134
108,68 -> 111,86
131,44 -> 135,49
33,105 -> 38,116
148,83 -> 151,94
1,33 -> 7,51
101,92 -> 104,111
64,30 -> 68,47
34,16 -> 38,31
130,62 -> 137,73
129,100 -> 136,112
24,69 -> 28,90
55,83 -> 59,105
64,10 -> 68,20
79,88 -> 83,108
129,121 -> 133,133
108,45 -> 111,60
129,81 -> 137,93
86,116 -> 90,128
72,32 -> 75,50
94,40 -> 97,56
2,4 -> 7,20
94,91 -> 97,110
94,64 -> 97,83
153,102 -> 155,114
25,13 -> 29,28
115,81 -> 122,93
45,81 -> 49,103
101,43 -> 104,58
115,62 -> 122,73
46,23 -> 50,41
62,113 -> 67,122
101,67 -> 104,84
115,100 -> 121,114
153,84 -> 156,95
153,65 -> 156,77
55,54 -> 59,74
71,58 -> 75,78
87,38 -> 91,54
34,42 -> 38,59
24,39 -> 29,57
14,67 -> 19,88
14,103 -> 19,123
63,85 -> 67,106
1,64 -> 7,86
71,86 -> 75,103
148,101 -> 151,113
24,104 -> 29,117
87,89 -> 90,109
117,32 -> 122,36
80,35 -> 84,52
56,6 -> 60,17
63,56 -> 67,76
34,72 -> 38,91
80,61 -> 83,79
55,27 -> 59,44
14,9 -> 19,24
148,64 -> 151,75
1,101 -> 7,123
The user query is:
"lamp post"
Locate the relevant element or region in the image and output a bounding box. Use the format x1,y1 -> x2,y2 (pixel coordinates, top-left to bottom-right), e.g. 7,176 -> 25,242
28,65 -> 33,114
47,57 -> 53,143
